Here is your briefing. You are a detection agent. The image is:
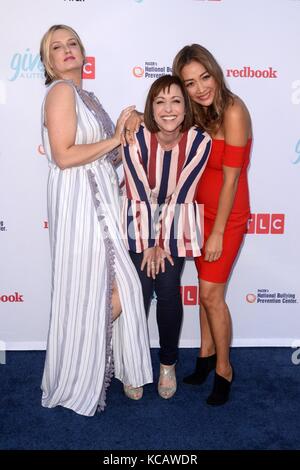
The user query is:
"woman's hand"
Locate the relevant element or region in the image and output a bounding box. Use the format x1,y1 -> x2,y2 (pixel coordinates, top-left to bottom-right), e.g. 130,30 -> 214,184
155,246 -> 174,275
114,105 -> 136,144
141,247 -> 156,279
122,110 -> 144,145
204,231 -> 223,262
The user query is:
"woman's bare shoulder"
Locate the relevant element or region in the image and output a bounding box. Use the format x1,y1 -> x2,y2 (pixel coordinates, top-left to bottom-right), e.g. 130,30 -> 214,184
45,81 -> 75,105
223,95 -> 252,143
225,95 -> 250,120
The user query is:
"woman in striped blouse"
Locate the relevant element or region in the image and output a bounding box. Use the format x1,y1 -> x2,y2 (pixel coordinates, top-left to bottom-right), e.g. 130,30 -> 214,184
121,75 -> 211,399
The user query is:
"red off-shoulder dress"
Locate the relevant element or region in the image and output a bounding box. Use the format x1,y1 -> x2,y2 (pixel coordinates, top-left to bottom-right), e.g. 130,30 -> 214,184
195,139 -> 251,283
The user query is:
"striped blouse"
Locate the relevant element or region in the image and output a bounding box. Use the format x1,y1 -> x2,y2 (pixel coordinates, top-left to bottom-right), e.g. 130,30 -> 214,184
121,125 -> 211,257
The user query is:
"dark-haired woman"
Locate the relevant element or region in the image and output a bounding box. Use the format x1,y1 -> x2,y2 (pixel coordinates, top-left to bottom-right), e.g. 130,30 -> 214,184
121,74 -> 211,399
173,44 -> 252,406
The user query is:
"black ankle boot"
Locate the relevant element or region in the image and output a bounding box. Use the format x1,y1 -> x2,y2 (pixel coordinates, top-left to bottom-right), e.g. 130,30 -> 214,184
206,368 -> 234,406
183,354 -> 217,385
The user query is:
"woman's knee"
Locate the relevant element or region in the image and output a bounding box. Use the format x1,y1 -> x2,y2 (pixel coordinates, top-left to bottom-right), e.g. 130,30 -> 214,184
199,285 -> 225,311
112,283 -> 122,320
156,283 -> 181,303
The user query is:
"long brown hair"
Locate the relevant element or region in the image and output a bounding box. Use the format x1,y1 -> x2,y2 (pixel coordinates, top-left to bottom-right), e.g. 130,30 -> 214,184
172,44 -> 234,134
144,75 -> 194,133
40,25 -> 85,85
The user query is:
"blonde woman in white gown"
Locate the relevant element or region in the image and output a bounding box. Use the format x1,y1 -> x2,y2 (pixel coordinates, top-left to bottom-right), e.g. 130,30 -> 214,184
40,24 -> 152,416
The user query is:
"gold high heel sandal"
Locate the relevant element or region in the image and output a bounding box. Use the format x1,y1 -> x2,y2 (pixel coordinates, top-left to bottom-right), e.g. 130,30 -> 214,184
158,364 -> 177,399
123,384 -> 143,401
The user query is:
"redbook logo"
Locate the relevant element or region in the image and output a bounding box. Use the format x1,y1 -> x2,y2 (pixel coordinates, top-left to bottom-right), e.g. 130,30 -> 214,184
82,57 -> 95,79
226,67 -> 278,79
247,213 -> 285,234
0,292 -> 24,303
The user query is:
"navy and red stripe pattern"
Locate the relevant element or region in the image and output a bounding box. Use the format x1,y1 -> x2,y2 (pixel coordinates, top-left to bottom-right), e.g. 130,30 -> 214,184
121,125 -> 211,257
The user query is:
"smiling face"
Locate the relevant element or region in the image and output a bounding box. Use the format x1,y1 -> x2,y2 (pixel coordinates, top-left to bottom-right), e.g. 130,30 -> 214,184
152,84 -> 185,134
181,60 -> 218,108
49,28 -> 84,79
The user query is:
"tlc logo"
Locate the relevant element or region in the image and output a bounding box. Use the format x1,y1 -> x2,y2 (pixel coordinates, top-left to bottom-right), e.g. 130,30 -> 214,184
0,292 -> 24,303
82,57 -> 95,79
247,213 -> 285,234
180,286 -> 199,306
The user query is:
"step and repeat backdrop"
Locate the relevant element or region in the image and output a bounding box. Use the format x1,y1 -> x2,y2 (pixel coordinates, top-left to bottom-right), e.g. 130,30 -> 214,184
0,0 -> 299,350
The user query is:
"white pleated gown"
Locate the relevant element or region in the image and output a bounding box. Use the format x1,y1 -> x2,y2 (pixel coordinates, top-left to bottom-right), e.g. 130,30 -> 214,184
41,81 -> 153,416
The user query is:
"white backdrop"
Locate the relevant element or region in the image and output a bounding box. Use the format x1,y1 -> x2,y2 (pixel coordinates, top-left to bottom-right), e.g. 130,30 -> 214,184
0,0 -> 299,350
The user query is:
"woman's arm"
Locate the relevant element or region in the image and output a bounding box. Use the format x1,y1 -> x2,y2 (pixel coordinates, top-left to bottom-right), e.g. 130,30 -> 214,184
204,99 -> 251,262
111,147 -> 122,167
205,166 -> 241,262
45,82 -> 134,170
155,129 -> 211,260
122,129 -> 156,277
122,110 -> 144,145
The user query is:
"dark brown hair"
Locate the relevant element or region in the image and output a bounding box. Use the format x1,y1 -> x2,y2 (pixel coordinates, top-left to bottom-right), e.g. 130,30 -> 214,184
144,75 -> 194,133
172,44 -> 234,134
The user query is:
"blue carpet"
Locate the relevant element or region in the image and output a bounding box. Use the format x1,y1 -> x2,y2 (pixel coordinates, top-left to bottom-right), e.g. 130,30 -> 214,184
0,348 -> 299,450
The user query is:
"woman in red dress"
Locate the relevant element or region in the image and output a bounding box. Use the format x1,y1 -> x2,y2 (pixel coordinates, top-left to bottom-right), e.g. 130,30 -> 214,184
125,44 -> 251,405
172,44 -> 252,405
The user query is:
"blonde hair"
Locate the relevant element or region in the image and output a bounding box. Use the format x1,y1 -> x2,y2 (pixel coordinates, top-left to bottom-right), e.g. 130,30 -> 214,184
40,24 -> 85,85
172,44 -> 234,134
